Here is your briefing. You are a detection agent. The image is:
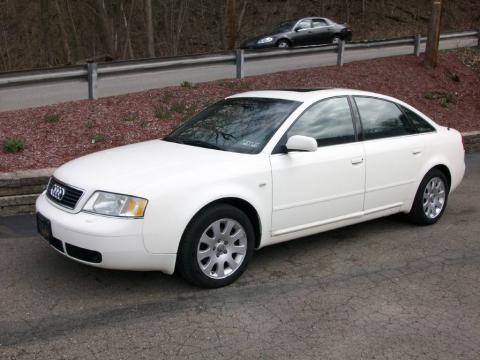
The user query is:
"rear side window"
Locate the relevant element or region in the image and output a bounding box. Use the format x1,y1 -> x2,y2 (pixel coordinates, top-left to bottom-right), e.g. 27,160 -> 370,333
287,97 -> 356,147
312,19 -> 328,28
401,106 -> 435,133
354,97 -> 413,140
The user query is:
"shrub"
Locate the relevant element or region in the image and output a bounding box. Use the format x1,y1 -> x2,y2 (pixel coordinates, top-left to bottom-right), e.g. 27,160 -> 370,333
122,111 -> 139,122
154,104 -> 171,120
3,138 -> 25,153
171,101 -> 187,113
44,113 -> 61,123
424,91 -> 457,108
91,134 -> 106,144
162,91 -> 173,103
180,81 -> 194,89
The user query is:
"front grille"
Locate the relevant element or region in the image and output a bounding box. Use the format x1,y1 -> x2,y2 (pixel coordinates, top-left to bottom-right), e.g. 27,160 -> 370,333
46,177 -> 83,209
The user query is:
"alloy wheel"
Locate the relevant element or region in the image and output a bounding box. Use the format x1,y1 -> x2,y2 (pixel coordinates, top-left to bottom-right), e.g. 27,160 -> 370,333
422,177 -> 446,219
196,218 -> 248,279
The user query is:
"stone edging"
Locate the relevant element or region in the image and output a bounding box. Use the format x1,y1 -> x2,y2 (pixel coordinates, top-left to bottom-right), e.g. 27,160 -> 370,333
1,132 -> 479,216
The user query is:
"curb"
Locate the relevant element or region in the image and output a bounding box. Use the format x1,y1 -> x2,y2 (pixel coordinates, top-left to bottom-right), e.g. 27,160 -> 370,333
1,133 -> 479,216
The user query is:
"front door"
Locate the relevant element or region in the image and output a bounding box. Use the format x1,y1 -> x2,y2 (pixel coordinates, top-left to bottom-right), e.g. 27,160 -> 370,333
270,97 -> 365,239
291,19 -> 313,46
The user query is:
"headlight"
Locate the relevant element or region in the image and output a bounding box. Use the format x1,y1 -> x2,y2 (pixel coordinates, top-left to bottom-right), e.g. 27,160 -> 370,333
257,37 -> 274,44
83,191 -> 148,218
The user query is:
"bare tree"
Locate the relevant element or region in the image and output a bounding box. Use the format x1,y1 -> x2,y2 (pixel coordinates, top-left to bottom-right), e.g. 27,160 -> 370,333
94,0 -> 115,59
53,0 -> 72,64
144,0 -> 155,57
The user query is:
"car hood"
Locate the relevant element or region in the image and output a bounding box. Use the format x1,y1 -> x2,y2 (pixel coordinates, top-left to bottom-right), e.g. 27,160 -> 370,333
53,140 -> 258,197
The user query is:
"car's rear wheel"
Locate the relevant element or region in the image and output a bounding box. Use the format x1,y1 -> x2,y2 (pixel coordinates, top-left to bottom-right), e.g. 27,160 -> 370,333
277,39 -> 290,48
177,204 -> 254,288
409,169 -> 449,225
332,35 -> 341,44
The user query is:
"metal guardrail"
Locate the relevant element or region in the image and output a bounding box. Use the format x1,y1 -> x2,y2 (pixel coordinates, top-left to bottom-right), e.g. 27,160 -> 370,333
0,30 -> 478,98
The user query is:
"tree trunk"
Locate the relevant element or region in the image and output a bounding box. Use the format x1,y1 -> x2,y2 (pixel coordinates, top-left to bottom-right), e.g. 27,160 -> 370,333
94,0 -> 115,59
424,0 -> 443,68
144,0 -> 155,57
53,0 -> 72,64
227,0 -> 236,49
40,0 -> 53,66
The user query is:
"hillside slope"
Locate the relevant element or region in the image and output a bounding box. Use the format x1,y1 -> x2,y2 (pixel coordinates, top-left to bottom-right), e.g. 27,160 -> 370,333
0,0 -> 479,72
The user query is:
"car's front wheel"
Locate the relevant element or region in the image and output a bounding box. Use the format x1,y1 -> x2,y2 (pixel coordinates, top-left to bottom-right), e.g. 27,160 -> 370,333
409,169 -> 449,225
177,204 -> 255,288
277,39 -> 290,48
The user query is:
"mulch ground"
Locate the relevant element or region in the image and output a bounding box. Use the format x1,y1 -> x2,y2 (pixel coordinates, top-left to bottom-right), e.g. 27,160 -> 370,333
1,50 -> 479,173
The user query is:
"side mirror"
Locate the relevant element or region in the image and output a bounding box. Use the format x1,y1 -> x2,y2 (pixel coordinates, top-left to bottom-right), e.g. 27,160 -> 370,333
285,135 -> 317,152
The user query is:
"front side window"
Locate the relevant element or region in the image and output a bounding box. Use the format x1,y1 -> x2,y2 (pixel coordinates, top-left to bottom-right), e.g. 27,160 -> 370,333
273,21 -> 297,33
401,106 -> 435,133
296,20 -> 312,30
354,97 -> 413,140
287,97 -> 356,147
165,98 -> 300,154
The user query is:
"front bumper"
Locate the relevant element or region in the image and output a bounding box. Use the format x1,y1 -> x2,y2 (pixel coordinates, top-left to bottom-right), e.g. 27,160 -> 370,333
35,192 -> 176,274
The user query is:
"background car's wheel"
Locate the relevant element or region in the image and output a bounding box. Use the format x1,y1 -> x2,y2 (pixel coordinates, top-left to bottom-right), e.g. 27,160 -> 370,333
177,204 -> 255,288
332,36 -> 341,44
408,169 -> 449,225
277,39 -> 290,48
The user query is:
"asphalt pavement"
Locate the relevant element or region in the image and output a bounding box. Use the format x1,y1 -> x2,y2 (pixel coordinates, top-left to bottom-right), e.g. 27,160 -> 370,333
1,153 -> 479,359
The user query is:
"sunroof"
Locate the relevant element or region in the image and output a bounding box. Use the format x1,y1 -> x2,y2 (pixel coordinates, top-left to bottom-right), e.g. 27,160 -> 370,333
276,88 -> 333,92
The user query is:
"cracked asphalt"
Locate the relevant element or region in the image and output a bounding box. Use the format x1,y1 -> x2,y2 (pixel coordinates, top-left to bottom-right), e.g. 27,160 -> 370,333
1,153 -> 479,360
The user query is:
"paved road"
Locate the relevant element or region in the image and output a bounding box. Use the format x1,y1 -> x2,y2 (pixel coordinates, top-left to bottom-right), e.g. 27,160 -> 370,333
1,153 -> 479,360
0,37 -> 477,112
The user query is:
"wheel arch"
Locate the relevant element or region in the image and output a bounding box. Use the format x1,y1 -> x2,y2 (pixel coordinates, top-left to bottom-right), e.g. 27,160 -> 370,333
404,162 -> 453,214
183,197 -> 262,250
430,164 -> 452,190
276,38 -> 292,47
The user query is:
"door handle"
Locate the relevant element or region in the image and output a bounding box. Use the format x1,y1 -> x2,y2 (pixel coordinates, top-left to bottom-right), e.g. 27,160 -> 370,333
351,157 -> 364,165
412,149 -> 422,155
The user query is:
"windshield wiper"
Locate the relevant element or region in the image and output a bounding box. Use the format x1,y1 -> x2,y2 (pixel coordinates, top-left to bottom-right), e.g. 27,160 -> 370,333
165,137 -> 224,151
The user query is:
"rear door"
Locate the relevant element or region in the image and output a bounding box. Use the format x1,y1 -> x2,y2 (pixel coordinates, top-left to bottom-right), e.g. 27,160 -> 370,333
310,18 -> 331,44
353,96 -> 425,213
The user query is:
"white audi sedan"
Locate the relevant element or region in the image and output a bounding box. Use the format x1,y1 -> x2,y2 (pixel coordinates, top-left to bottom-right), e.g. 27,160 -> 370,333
36,89 -> 465,287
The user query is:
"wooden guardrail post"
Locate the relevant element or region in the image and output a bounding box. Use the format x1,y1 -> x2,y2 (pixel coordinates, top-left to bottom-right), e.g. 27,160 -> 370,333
337,40 -> 345,66
236,49 -> 245,79
87,63 -> 98,100
414,34 -> 421,56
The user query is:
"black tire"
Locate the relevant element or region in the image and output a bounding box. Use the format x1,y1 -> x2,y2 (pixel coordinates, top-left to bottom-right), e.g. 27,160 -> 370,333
177,204 -> 255,288
332,35 -> 341,44
277,39 -> 291,48
408,169 -> 449,225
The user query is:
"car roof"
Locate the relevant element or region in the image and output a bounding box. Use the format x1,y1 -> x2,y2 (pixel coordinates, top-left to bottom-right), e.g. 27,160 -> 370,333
228,89 -> 400,104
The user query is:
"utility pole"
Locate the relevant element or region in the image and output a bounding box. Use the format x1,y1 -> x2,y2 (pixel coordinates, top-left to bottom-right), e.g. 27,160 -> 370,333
424,0 -> 443,68
227,0 -> 236,50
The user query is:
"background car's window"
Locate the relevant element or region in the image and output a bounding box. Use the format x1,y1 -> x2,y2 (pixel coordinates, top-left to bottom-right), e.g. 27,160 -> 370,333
296,20 -> 312,30
287,97 -> 355,147
165,98 -> 300,154
401,106 -> 436,133
273,21 -> 296,33
354,97 -> 413,140
312,19 -> 328,28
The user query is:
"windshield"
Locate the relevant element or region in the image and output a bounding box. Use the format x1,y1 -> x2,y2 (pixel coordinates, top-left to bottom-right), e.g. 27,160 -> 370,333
164,97 -> 301,154
272,21 -> 296,33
